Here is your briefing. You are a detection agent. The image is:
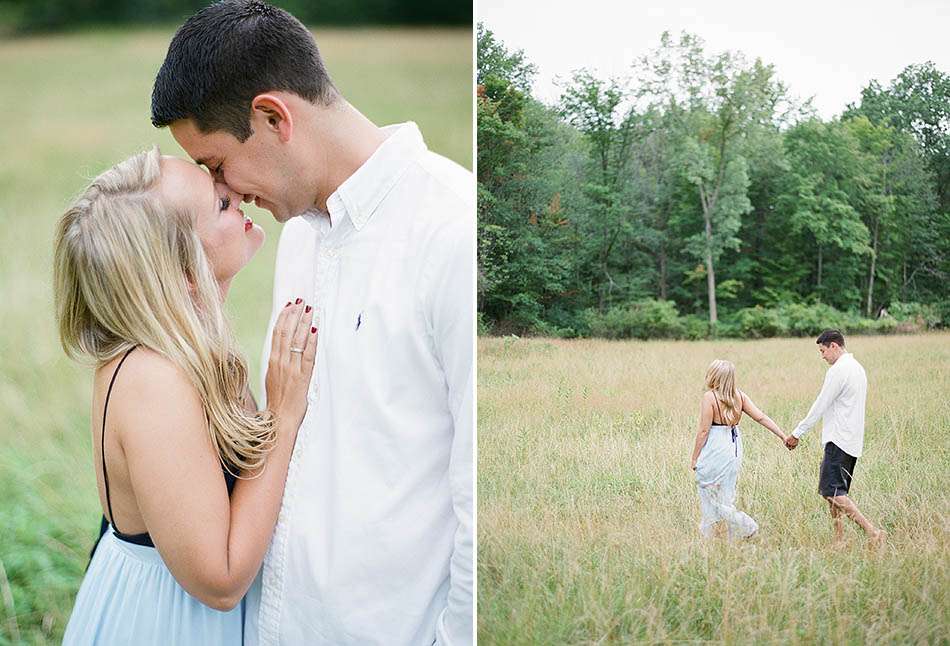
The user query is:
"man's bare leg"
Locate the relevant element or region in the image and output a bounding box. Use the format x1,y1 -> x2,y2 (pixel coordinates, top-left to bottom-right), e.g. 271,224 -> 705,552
827,498 -> 844,543
828,495 -> 885,544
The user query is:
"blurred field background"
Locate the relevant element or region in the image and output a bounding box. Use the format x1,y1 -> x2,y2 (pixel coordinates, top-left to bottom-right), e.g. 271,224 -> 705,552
0,24 -> 471,644
478,333 -> 949,644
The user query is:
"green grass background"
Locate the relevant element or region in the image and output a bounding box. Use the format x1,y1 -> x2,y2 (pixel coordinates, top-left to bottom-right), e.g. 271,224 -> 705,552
478,333 -> 950,644
0,26 -> 471,644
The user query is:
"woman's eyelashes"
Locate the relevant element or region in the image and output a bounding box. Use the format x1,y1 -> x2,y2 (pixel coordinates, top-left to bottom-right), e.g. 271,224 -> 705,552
219,195 -> 231,211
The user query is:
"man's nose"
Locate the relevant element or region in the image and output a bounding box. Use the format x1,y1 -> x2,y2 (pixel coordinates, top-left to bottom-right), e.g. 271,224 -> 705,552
215,182 -> 240,202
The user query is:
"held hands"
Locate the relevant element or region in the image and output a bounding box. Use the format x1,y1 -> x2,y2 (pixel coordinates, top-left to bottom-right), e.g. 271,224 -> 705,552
265,299 -> 318,431
784,435 -> 799,450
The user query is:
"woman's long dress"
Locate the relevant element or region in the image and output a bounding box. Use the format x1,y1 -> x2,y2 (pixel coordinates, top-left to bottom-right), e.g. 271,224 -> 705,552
694,396 -> 758,539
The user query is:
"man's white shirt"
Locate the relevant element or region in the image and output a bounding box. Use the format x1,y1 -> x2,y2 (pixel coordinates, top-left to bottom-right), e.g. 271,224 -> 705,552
244,122 -> 474,645
792,352 -> 868,458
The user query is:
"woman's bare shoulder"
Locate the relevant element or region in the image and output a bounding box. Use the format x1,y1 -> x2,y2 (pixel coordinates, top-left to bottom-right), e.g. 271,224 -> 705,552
102,348 -> 204,434
99,347 -> 190,390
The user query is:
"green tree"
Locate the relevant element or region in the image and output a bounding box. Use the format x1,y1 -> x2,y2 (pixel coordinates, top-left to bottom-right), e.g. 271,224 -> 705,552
476,23 -> 536,93
624,108 -> 683,300
476,28 -> 949,337
477,24 -> 577,333
846,62 -> 950,212
846,117 -> 943,313
778,120 -> 870,304
558,70 -> 638,309
633,32 -> 789,326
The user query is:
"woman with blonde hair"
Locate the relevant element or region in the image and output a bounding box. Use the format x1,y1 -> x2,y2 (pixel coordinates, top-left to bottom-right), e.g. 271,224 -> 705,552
690,359 -> 788,539
54,146 -> 317,644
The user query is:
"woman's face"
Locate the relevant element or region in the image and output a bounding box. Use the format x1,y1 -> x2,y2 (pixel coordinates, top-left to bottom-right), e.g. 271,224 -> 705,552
156,157 -> 265,287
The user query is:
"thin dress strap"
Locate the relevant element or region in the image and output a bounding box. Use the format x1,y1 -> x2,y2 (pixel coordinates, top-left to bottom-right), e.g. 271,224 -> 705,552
101,346 -> 137,532
712,390 -> 742,426
712,391 -> 741,426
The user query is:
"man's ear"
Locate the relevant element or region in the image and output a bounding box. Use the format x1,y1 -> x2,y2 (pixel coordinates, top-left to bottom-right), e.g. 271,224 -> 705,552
251,94 -> 294,143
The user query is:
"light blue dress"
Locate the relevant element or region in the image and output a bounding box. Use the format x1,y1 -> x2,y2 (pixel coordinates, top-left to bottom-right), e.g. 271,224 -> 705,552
62,526 -> 244,645
694,423 -> 758,539
63,345 -> 245,644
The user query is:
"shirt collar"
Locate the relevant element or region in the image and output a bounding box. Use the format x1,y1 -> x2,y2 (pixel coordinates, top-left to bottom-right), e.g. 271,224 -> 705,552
300,122 -> 427,232
833,352 -> 853,367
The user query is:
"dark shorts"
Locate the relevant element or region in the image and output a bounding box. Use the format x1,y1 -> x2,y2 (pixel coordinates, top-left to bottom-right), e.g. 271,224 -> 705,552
819,441 -> 858,498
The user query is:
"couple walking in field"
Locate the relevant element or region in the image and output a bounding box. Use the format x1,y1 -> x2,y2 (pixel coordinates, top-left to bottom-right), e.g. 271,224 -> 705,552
691,330 -> 886,545
54,1 -> 473,644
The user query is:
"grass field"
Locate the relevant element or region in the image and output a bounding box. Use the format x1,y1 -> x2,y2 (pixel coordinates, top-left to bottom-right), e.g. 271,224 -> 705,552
478,333 -> 950,644
0,26 -> 471,644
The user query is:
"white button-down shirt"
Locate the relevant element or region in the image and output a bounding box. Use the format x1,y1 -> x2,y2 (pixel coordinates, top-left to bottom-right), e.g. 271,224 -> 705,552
244,123 -> 474,646
792,352 -> 868,458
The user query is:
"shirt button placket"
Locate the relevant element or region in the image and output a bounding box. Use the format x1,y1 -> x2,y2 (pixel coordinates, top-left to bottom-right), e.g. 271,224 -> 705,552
310,245 -> 336,399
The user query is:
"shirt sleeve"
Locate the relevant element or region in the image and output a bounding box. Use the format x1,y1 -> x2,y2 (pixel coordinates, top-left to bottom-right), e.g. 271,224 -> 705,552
424,216 -> 474,646
792,365 -> 843,439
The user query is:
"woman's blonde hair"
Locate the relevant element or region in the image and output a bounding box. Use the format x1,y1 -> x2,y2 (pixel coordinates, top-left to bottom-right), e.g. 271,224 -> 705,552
53,146 -> 275,474
704,359 -> 742,425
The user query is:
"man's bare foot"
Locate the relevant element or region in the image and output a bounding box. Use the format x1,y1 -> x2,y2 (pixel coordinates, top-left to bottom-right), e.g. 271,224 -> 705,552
868,528 -> 887,547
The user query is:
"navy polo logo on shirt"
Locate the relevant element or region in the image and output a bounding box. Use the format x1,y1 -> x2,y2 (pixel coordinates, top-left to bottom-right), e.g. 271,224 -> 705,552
356,312 -> 363,331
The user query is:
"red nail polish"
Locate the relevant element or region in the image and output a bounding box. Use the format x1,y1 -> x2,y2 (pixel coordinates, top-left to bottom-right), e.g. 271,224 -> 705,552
305,305 -> 311,313
295,298 -> 303,305
285,301 -> 291,307
311,327 -> 317,334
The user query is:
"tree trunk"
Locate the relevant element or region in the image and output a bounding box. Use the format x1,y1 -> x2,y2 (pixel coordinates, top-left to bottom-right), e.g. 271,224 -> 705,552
901,259 -> 907,301
698,182 -> 718,326
702,134 -> 730,328
867,219 -> 879,317
704,208 -> 718,325
868,159 -> 889,316
658,246 -> 668,300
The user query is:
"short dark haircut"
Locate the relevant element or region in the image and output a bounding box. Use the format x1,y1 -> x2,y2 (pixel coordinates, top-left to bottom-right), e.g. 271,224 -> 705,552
816,329 -> 845,347
151,0 -> 336,142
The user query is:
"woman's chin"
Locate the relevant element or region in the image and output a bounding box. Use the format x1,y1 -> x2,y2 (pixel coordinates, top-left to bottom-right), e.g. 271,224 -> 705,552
233,231 -> 265,274
246,224 -> 266,251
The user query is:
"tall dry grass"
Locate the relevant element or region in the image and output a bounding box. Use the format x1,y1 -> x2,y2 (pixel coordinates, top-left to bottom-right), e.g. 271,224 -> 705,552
478,333 -> 950,644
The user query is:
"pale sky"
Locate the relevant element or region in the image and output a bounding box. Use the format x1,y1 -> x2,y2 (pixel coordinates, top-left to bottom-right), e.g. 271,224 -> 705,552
478,0 -> 950,119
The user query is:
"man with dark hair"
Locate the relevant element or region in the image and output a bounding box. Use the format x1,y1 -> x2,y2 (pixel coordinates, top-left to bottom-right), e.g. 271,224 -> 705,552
785,330 -> 885,545
151,2 -> 473,644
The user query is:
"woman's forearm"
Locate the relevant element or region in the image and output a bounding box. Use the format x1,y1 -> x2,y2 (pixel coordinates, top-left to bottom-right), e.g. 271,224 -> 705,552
691,430 -> 708,465
757,415 -> 786,440
211,417 -> 298,609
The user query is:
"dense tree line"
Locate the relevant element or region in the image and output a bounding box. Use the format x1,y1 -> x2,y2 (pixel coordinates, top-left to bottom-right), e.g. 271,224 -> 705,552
477,25 -> 950,338
0,0 -> 470,32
